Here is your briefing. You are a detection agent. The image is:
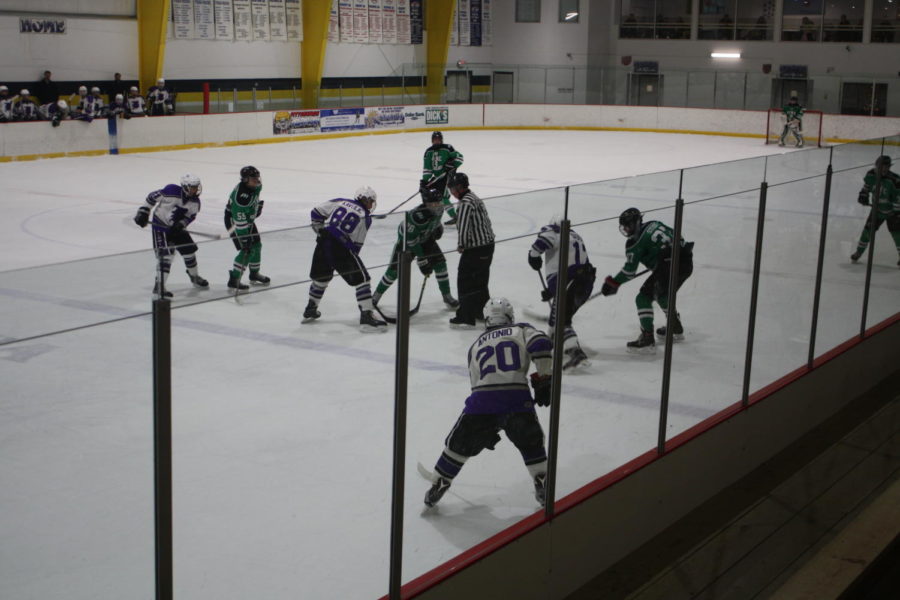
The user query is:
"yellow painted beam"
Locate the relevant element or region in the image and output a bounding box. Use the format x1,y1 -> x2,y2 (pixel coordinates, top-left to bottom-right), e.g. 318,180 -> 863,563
136,0 -> 169,94
425,1 -> 455,104
301,1 -> 332,108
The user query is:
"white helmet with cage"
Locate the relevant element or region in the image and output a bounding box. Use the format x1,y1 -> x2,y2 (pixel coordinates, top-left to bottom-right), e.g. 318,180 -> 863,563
180,173 -> 202,196
354,186 -> 377,211
485,297 -> 515,328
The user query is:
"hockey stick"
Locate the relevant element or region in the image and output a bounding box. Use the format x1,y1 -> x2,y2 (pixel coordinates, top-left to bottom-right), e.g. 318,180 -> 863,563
372,171 -> 451,220
374,274 -> 430,324
587,268 -> 650,302
417,461 -> 437,483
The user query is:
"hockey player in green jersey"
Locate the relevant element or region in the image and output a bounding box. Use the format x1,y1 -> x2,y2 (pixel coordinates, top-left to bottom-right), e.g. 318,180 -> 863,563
779,95 -> 805,147
600,208 -> 694,354
421,131 -> 464,226
372,186 -> 459,309
225,166 -> 270,290
850,155 -> 900,267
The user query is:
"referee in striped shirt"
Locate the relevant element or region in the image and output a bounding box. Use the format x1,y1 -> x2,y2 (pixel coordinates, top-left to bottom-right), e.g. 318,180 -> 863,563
448,172 -> 495,328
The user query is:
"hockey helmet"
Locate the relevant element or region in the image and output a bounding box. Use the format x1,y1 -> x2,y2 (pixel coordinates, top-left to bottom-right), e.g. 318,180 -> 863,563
618,207 -> 643,238
57,99 -> 68,110
355,185 -> 377,210
421,186 -> 443,205
0,85 -> 8,93
240,165 -> 261,182
90,86 -> 100,94
20,89 -> 29,96
180,173 -> 202,197
448,171 -> 469,190
485,297 -> 515,328
115,94 -> 124,103
78,85 -> 87,95
157,78 -> 165,86
129,86 -> 139,94
875,155 -> 892,169
431,130 -> 443,143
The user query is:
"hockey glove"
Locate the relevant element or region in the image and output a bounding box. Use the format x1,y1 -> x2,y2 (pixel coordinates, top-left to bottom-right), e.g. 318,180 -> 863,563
256,200 -> 264,218
169,221 -> 185,233
528,254 -> 543,271
541,289 -> 554,302
857,190 -> 870,206
134,207 -> 150,228
417,256 -> 433,276
238,235 -> 253,253
600,276 -> 620,297
530,373 -> 552,407
432,225 -> 443,241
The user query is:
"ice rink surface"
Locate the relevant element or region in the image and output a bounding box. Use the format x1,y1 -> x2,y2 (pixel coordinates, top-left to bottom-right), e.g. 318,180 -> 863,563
1,130 -> 898,600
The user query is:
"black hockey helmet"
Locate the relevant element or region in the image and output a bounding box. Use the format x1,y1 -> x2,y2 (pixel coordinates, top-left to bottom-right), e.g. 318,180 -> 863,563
448,171 -> 469,190
421,186 -> 443,204
618,207 -> 642,238
431,130 -> 443,143
240,165 -> 260,180
875,155 -> 892,169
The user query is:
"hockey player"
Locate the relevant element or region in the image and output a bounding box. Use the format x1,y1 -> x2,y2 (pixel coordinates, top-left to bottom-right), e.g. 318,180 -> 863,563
12,90 -> 39,121
69,85 -> 88,119
126,86 -> 147,117
600,208 -> 694,354
304,186 -> 387,332
421,131 -> 464,226
372,186 -> 458,309
38,99 -> 69,127
527,217 -> 596,369
147,78 -> 173,116
423,297 -> 553,508
0,86 -> 12,122
850,155 -> 900,267
778,95 -> 805,148
73,86 -> 102,122
225,166 -> 270,291
133,174 -> 209,298
107,94 -> 127,119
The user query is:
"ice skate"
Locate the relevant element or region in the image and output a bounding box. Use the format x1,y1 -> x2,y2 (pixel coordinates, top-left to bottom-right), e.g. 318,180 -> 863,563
655,315 -> 684,341
533,473 -> 547,507
301,301 -> 321,323
562,346 -> 589,370
186,271 -> 209,288
227,273 -> 249,291
850,250 -> 864,263
249,271 -> 270,285
360,309 -> 387,333
152,282 -> 173,299
626,329 -> 656,355
449,316 -> 476,329
442,293 -> 459,309
424,476 -> 451,507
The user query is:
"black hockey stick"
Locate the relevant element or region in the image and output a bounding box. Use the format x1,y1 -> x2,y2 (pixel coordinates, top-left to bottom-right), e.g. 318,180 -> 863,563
587,269 -> 650,302
537,270 -> 550,302
374,275 -> 430,324
372,171 -> 451,220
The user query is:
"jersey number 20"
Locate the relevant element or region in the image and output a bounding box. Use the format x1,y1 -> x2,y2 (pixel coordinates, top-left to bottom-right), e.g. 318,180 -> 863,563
476,341 -> 522,380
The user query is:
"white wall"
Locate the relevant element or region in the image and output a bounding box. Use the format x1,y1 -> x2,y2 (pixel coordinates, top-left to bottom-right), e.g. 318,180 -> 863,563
164,38 -> 301,80
0,0 -> 134,16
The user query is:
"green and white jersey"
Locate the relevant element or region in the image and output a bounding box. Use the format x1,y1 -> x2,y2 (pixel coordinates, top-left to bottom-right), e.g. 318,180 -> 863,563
613,220 -> 690,284
421,143 -> 464,187
227,181 -> 262,236
862,169 -> 900,218
398,204 -> 443,255
782,102 -> 804,123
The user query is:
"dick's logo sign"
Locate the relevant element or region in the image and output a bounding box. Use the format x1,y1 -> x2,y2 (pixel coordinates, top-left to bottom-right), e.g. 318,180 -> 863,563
426,107 -> 448,125
20,18 -> 67,34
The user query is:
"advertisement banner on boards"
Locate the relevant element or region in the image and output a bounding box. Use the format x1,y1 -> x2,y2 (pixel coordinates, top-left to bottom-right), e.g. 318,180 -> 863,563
320,108 -> 365,132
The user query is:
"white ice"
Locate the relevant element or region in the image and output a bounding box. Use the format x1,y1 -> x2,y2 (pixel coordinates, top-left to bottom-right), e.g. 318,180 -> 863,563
1,130 -> 897,600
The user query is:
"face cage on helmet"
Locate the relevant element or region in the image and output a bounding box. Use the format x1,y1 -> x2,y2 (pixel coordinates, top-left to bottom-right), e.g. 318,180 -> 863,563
183,182 -> 202,197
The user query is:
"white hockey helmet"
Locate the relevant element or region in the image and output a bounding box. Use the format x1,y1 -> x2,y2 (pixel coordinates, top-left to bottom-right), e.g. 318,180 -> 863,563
20,89 -> 30,96
115,94 -> 124,102
57,99 -> 68,110
129,86 -> 139,94
180,173 -> 202,196
0,85 -> 8,93
78,85 -> 87,95
157,78 -> 165,86
485,297 -> 515,328
354,186 -> 377,210
91,86 -> 100,94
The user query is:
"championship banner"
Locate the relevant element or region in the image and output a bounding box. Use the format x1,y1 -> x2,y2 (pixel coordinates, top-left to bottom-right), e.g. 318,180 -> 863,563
273,110 -> 321,135
268,0 -> 288,40
450,0 -> 458,46
368,0 -> 383,44
339,0 -> 354,42
353,0 -> 369,43
214,0 -> 235,40
233,0 -> 253,41
251,0 -> 271,41
285,0 -> 303,41
319,108 -> 365,132
328,0 -> 340,42
396,0 -> 410,44
172,0 -> 194,39
470,0 -> 481,46
365,106 -> 404,128
457,0 -> 469,46
194,0 -> 215,40
381,0 -> 397,43
481,0 -> 491,45
409,0 -> 423,44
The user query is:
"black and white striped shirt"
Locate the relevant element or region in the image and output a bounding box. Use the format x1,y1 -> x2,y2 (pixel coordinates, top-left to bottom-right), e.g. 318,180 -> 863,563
456,190 -> 495,249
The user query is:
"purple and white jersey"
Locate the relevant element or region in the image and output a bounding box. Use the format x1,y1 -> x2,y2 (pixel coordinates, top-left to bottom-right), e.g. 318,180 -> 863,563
77,95 -> 103,119
529,224 -> 590,288
142,184 -> 201,232
14,98 -> 39,120
148,86 -> 171,110
310,198 -> 373,254
107,100 -> 126,117
464,323 -> 553,414
126,95 -> 146,116
0,96 -> 13,120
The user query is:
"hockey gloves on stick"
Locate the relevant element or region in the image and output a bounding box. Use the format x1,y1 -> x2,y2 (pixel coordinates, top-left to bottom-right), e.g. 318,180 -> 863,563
857,190 -> 870,206
417,256 -> 433,276
600,276 -> 620,297
528,254 -> 543,271
530,373 -> 552,407
256,200 -> 264,218
134,206 -> 150,228
541,289 -> 554,302
169,221 -> 185,233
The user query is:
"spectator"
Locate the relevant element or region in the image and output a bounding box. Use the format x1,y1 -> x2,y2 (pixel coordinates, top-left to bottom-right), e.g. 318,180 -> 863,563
108,72 -> 128,101
13,90 -> 40,121
33,70 -> 59,105
718,13 -> 734,39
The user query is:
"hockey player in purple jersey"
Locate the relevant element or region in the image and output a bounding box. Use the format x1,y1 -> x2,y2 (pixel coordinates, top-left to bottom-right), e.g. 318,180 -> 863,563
147,78 -> 173,116
424,297 -> 554,508
0,86 -> 12,122
133,174 -> 209,298
13,90 -> 39,121
126,86 -> 147,117
107,94 -> 126,119
303,186 -> 387,332
38,99 -> 69,126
